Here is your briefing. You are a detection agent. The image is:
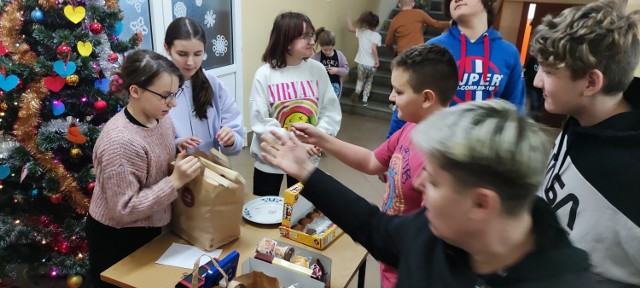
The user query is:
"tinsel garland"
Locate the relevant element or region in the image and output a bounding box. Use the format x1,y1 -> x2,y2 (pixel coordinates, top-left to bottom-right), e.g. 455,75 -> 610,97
0,0 -> 36,65
3,0 -> 89,215
13,80 -> 89,215
86,0 -> 121,79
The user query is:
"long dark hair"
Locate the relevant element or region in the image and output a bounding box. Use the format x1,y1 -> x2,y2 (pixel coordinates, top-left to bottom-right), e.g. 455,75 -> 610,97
262,12 -> 315,69
115,49 -> 184,98
164,17 -> 212,119
443,0 -> 496,27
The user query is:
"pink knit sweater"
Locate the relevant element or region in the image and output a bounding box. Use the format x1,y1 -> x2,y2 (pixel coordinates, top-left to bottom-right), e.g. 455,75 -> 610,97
89,111 -> 178,228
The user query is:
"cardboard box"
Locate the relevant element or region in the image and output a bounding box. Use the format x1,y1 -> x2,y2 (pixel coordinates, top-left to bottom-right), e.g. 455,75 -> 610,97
242,258 -> 325,288
279,183 -> 344,250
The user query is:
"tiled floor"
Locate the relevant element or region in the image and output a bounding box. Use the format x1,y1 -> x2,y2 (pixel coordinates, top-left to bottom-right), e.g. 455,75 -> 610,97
232,112 -> 389,288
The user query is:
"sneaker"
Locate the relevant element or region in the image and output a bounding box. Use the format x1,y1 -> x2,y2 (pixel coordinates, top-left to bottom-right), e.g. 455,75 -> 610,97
350,91 -> 359,104
362,101 -> 368,107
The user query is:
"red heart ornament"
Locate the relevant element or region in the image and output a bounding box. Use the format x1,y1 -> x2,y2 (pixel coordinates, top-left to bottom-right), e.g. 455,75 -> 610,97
0,41 -> 7,55
44,76 -> 66,92
49,193 -> 63,204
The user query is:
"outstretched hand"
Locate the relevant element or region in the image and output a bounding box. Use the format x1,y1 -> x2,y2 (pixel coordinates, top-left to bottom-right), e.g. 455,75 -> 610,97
260,130 -> 316,183
291,123 -> 328,147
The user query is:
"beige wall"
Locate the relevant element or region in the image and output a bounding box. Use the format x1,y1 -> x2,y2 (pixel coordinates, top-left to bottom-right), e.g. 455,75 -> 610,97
630,0 -> 640,77
240,0 -> 383,127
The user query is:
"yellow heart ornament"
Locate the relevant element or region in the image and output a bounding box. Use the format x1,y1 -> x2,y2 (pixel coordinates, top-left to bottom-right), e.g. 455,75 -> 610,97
63,5 -> 86,24
77,41 -> 92,57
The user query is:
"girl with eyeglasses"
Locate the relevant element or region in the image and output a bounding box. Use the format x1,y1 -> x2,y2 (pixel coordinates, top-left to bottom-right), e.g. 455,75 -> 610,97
165,17 -> 244,156
249,12 -> 342,197
86,49 -> 203,287
347,11 -> 381,107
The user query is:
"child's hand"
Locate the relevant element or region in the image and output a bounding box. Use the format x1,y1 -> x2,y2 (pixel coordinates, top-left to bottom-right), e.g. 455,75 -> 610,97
177,136 -> 202,152
291,123 -> 328,146
374,61 -> 380,68
216,126 -> 235,147
327,67 -> 338,75
305,143 -> 321,158
260,131 -> 316,183
170,151 -> 203,189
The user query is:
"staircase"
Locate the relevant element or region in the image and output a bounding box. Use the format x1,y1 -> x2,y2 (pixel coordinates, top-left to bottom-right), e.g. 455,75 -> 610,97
341,0 -> 448,120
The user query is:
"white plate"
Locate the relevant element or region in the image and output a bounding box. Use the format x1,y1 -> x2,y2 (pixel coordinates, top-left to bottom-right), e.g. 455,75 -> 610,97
242,196 -> 284,224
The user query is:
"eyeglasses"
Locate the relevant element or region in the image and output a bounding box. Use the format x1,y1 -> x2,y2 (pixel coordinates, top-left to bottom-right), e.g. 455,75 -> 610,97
142,86 -> 183,103
299,34 -> 315,44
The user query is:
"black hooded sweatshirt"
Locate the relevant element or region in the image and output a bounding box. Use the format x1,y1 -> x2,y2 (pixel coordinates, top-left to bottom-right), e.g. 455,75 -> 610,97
302,169 -> 594,287
539,77 -> 640,285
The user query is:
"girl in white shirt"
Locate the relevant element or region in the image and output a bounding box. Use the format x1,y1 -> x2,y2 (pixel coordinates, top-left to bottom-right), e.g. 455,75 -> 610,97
347,11 -> 382,107
249,12 -> 342,196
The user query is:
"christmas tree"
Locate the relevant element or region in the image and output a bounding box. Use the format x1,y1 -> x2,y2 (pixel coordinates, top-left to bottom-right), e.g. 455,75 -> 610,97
0,0 -> 141,286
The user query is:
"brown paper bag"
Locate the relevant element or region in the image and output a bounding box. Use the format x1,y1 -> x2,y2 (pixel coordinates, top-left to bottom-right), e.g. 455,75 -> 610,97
172,156 -> 245,251
225,271 -> 280,288
191,148 -> 232,169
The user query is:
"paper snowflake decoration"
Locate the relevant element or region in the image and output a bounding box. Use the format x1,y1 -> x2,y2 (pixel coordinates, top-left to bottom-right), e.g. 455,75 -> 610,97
129,17 -> 149,35
126,0 -> 143,13
204,10 -> 216,28
212,35 -> 228,57
196,0 -> 202,6
174,2 -> 187,18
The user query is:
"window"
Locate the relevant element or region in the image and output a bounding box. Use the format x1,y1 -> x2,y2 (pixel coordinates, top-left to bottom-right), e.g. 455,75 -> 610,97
119,0 -> 154,50
171,0 -> 234,69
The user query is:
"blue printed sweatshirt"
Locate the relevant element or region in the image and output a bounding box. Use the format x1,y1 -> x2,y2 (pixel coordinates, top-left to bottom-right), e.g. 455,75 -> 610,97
388,25 -> 525,137
428,25 -> 525,108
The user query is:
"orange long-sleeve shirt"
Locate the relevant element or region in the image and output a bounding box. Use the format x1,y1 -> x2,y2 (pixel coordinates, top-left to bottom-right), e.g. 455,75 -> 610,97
385,9 -> 450,54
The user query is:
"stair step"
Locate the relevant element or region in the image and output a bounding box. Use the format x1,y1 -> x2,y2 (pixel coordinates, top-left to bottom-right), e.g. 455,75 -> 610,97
430,0 -> 445,12
342,82 -> 392,104
382,19 -> 392,30
429,11 -> 448,21
348,68 -> 391,87
390,7 -> 401,18
339,97 -> 393,121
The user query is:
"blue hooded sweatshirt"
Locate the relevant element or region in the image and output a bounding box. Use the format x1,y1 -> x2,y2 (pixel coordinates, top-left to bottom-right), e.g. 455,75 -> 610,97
428,25 -> 525,107
387,25 -> 525,138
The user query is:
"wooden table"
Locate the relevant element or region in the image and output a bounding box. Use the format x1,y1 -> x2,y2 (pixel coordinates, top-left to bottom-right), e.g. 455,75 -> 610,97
101,216 -> 368,287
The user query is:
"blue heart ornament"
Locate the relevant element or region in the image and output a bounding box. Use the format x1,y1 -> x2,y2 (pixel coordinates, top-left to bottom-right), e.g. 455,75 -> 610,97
94,78 -> 110,93
0,74 -> 19,92
0,165 -> 10,179
53,60 -> 77,78
52,100 -> 65,116
111,21 -> 123,36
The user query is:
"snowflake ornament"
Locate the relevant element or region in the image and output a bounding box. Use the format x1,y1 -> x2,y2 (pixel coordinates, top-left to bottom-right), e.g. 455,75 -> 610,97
126,0 -> 143,13
212,35 -> 228,57
174,2 -> 187,18
196,0 -> 202,6
129,17 -> 149,35
204,10 -> 216,28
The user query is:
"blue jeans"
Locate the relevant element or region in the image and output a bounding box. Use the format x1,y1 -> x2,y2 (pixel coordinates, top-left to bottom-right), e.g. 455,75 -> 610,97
331,83 -> 341,99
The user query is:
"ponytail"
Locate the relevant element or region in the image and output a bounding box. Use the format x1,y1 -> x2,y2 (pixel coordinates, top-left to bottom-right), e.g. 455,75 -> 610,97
191,68 -> 213,119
